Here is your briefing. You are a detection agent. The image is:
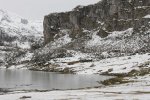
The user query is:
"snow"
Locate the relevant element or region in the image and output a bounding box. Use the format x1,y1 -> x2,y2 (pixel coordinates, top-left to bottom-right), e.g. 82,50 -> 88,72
0,9 -> 43,49
50,53 -> 150,75
49,50 -> 93,64
86,28 -> 133,48
0,50 -> 6,64
143,15 -> 150,18
0,9 -> 43,67
8,64 -> 27,69
20,52 -> 33,62
108,28 -> 133,39
85,27 -> 149,54
7,51 -> 34,69
50,30 -> 72,48
30,20 -> 43,34
12,41 -> 31,49
87,30 -> 102,47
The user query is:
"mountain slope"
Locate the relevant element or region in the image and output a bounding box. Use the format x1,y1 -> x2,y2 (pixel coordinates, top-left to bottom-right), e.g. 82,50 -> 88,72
0,9 -> 43,67
0,9 -> 43,49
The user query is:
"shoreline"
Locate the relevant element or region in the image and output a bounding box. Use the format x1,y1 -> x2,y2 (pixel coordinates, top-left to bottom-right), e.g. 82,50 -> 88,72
0,53 -> 150,99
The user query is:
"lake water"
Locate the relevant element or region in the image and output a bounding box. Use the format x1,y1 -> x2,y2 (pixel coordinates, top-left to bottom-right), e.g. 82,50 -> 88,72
0,69 -> 112,91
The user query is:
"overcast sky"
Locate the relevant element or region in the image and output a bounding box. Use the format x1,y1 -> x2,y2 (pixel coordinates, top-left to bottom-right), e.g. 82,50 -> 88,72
0,0 -> 100,20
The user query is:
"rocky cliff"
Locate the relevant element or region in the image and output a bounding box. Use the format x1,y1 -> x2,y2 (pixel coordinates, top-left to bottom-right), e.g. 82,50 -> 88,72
43,0 -> 150,44
27,0 -> 150,67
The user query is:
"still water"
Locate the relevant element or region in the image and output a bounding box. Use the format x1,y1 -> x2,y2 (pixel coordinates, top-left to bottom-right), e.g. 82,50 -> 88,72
0,69 -> 112,90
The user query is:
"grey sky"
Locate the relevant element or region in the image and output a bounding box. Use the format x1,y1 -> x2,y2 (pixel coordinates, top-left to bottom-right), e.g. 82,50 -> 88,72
0,0 -> 100,20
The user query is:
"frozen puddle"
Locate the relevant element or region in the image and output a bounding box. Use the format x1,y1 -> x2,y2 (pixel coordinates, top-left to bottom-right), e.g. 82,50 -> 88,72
0,69 -> 112,91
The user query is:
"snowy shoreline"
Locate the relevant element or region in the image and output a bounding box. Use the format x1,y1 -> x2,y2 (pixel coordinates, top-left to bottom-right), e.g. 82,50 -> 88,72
1,53 -> 150,100
28,53 -> 150,75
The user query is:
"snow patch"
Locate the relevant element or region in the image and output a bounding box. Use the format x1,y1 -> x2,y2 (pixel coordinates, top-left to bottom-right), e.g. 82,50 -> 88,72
51,32 -> 72,48
87,30 -> 101,47
143,14 -> 150,19
51,53 -> 150,75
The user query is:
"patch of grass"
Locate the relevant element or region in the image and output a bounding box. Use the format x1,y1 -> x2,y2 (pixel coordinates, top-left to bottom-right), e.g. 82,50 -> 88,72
21,89 -> 50,92
59,67 -> 75,74
128,68 -> 150,77
100,66 -> 150,86
20,96 -> 31,99
67,59 -> 92,65
0,88 -> 12,93
67,61 -> 80,65
101,76 -> 133,86
134,91 -> 150,94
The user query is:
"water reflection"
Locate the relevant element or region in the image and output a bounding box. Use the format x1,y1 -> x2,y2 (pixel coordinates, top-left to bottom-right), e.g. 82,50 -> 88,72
0,69 -> 112,90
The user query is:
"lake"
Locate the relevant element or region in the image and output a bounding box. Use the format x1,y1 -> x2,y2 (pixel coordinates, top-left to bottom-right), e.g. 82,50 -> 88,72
0,69 -> 112,91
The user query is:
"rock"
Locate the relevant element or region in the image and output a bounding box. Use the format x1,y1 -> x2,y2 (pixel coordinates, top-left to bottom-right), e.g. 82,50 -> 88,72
21,19 -> 28,24
43,0 -> 150,44
108,68 -> 113,72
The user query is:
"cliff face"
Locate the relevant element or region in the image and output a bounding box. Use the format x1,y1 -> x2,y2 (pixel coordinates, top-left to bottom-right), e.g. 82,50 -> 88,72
29,0 -> 150,69
43,0 -> 150,44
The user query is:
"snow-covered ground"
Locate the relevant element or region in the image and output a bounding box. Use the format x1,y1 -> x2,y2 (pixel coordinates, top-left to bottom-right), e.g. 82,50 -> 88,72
48,53 -> 150,75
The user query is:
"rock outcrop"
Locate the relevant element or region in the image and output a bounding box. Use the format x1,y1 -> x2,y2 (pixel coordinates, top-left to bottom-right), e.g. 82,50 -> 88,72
28,0 -> 150,70
43,0 -> 150,44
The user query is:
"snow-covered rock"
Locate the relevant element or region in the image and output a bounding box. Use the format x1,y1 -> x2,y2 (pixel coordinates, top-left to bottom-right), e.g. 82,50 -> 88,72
46,53 -> 150,75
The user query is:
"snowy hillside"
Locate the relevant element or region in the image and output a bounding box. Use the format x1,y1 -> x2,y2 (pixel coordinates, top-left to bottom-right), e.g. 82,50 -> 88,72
0,9 -> 43,67
0,9 -> 43,49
